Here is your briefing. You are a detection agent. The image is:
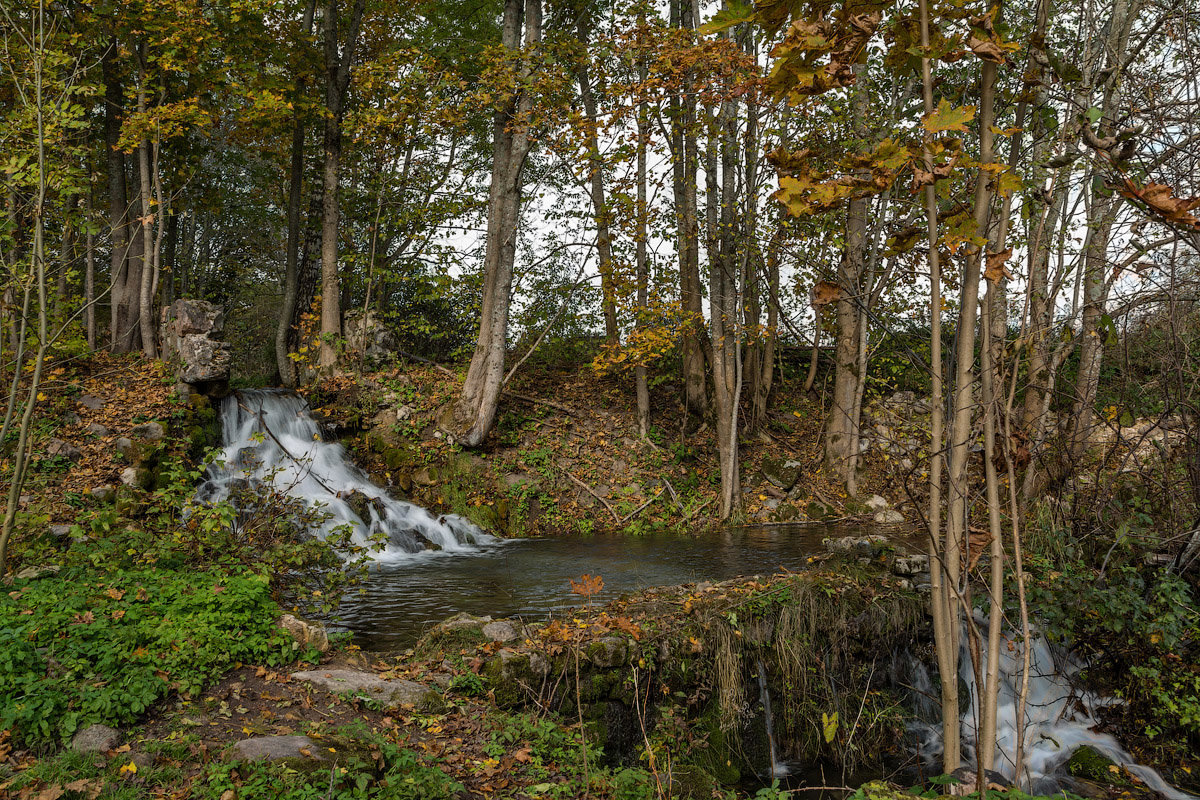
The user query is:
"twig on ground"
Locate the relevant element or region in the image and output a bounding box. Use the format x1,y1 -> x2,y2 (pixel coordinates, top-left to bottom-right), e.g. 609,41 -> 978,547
566,472 -> 621,525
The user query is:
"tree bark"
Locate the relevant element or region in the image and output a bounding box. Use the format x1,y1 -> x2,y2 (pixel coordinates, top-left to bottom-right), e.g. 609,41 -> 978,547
443,0 -> 541,447
317,0 -> 367,370
669,0 -> 709,423
634,29 -> 651,438
103,42 -> 137,353
277,0 -> 318,385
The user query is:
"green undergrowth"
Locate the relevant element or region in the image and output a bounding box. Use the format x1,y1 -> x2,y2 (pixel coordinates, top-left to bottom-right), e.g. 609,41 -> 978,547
0,565 -> 314,747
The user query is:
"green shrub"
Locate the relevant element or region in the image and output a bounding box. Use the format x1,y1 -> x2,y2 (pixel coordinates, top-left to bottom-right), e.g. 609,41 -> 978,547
199,735 -> 462,800
0,568 -> 304,746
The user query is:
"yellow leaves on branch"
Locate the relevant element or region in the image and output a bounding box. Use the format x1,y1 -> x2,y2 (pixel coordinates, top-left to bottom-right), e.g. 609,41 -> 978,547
773,139 -> 908,216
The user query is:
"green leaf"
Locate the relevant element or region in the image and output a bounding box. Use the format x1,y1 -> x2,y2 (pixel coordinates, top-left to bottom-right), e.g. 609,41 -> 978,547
923,99 -> 976,133
822,711 -> 839,743
1085,106 -> 1103,124
700,0 -> 756,34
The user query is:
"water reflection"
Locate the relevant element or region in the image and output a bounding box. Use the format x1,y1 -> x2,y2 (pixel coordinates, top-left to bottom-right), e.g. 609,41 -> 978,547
336,522 -> 901,651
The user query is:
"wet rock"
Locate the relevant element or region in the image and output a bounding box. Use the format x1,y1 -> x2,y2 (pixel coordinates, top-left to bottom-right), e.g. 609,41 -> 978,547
279,614 -> 330,653
131,421 -> 165,441
823,534 -> 890,554
77,394 -> 105,411
290,669 -> 438,709
229,735 -> 323,762
874,509 -> 905,525
71,724 -> 121,754
46,438 -> 82,461
893,554 -> 929,576
482,619 -> 523,643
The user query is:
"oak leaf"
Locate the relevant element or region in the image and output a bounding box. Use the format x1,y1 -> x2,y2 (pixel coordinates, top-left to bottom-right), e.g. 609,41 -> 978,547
984,249 -> 1014,283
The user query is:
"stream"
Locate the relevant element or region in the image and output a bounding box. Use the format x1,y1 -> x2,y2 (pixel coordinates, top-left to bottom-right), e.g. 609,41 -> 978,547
197,388 -> 1196,800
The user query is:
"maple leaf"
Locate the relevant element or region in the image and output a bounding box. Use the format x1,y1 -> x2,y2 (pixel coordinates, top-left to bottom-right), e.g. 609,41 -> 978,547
923,99 -> 976,133
984,248 -> 1014,283
1119,178 -> 1200,230
811,281 -> 842,306
569,573 -> 604,598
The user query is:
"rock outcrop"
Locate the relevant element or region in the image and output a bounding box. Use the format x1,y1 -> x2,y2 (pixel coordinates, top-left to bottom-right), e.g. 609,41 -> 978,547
161,299 -> 231,398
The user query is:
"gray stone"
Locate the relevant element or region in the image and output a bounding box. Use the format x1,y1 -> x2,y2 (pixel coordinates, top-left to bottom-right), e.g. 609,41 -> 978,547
481,620 -> 522,643
823,534 -> 889,553
497,648 -> 550,677
114,437 -> 136,459
290,669 -> 437,708
396,405 -> 415,421
46,438 -> 82,461
161,299 -> 231,393
893,554 -> 930,576
874,509 -> 905,525
87,422 -> 110,437
865,494 -> 890,512
64,411 -> 82,425
48,524 -> 72,539
15,564 -> 61,580
131,422 -> 165,441
77,395 -> 105,411
90,485 -> 116,502
344,309 -> 398,366
761,457 -> 801,490
586,636 -> 628,668
71,723 -> 121,754
279,614 -> 330,653
429,612 -> 492,635
229,735 -> 323,762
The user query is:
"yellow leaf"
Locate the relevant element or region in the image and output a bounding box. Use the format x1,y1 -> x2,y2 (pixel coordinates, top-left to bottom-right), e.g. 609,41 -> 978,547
36,392 -> 47,401
119,761 -> 138,775
822,711 -> 839,743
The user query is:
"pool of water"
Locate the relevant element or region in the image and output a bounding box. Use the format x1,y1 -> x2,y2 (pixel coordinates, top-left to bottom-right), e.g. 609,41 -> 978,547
336,522 -> 903,651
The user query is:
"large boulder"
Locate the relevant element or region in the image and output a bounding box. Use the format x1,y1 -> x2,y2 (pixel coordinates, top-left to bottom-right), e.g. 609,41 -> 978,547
344,309 -> 398,367
161,299 -> 231,397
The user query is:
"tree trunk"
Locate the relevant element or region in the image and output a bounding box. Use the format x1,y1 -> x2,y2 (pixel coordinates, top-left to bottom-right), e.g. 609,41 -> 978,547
443,0 -> 541,447
669,0 -> 709,423
634,34 -> 651,438
136,78 -> 158,359
317,0 -> 367,370
103,42 -> 136,353
710,49 -> 741,519
575,14 -> 618,345
277,1 -> 318,386
824,69 -> 869,488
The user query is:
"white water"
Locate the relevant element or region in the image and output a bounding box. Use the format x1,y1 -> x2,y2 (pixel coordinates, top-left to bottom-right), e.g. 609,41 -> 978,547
910,618 -> 1196,800
195,389 -> 496,561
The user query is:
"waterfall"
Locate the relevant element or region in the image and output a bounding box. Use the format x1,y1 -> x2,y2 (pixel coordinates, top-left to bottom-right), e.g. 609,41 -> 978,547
756,656 -> 788,779
908,619 -> 1196,800
194,389 -> 497,561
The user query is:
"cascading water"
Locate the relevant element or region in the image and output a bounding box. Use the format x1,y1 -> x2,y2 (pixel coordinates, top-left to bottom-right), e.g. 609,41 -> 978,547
194,389 -> 497,561
755,656 -> 788,780
908,619 -> 1196,800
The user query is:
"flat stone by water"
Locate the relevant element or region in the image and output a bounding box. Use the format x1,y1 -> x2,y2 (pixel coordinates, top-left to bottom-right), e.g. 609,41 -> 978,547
229,735 -> 322,762
290,669 -> 436,708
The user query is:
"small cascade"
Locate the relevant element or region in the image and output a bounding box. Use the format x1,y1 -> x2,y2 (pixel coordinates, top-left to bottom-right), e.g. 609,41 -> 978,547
195,389 -> 497,561
908,619 -> 1196,800
756,657 -> 788,779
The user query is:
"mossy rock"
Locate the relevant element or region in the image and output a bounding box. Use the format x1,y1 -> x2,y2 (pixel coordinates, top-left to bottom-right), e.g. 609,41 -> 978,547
690,705 -> 741,785
670,764 -> 727,798
482,649 -> 553,708
1066,746 -> 1127,784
